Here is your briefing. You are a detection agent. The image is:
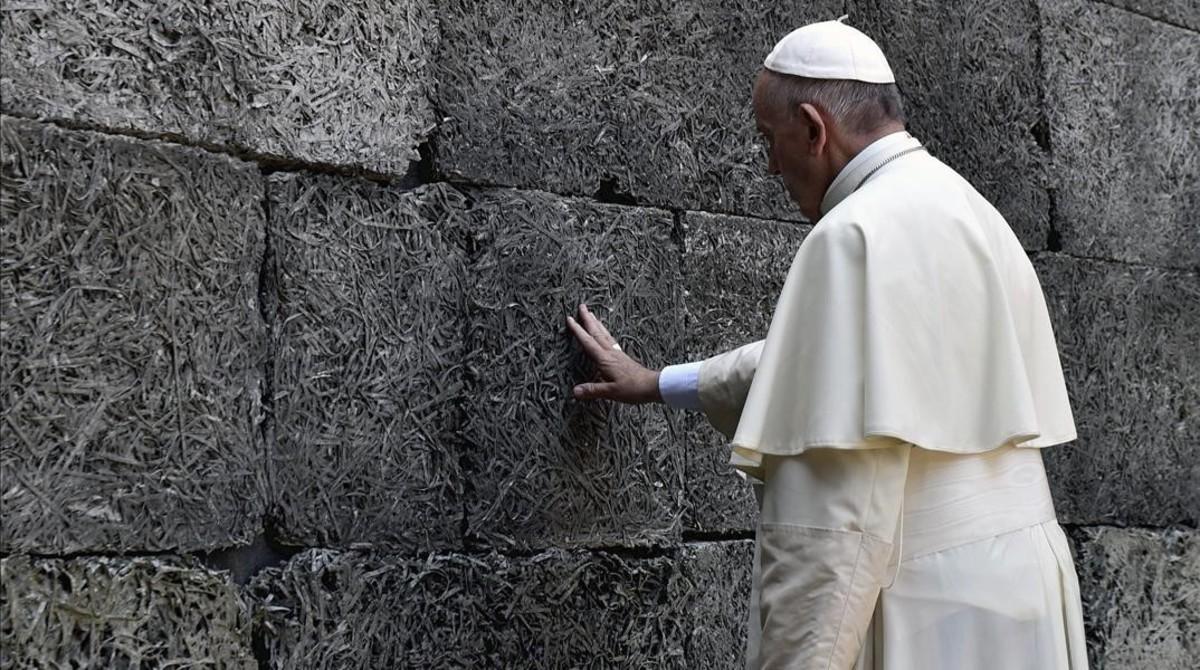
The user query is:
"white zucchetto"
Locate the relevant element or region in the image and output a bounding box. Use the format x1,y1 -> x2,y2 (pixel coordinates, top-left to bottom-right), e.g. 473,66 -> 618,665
764,19 -> 896,84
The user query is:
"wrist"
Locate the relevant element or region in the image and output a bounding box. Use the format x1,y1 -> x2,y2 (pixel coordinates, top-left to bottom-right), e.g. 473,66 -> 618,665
649,369 -> 663,404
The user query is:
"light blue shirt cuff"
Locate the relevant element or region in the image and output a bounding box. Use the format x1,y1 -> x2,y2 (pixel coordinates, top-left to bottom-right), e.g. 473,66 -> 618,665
658,361 -> 703,410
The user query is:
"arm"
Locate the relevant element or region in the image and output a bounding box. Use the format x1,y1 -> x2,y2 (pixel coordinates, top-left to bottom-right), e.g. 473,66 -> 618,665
653,337 -> 767,461
696,339 -> 764,440
657,339 -> 765,439
564,303 -> 765,419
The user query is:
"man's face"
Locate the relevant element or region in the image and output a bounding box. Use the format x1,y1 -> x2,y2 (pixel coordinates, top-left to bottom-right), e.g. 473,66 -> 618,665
752,72 -> 830,221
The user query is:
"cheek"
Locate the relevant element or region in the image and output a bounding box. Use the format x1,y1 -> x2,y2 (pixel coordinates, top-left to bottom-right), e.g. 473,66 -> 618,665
779,152 -> 811,186
775,141 -> 805,176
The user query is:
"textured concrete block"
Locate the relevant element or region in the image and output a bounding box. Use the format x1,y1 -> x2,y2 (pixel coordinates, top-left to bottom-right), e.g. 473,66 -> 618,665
267,176 -> 466,550
251,542 -> 754,668
472,549 -> 681,667
685,419 -> 760,535
1,555 -> 254,668
1070,527 -> 1199,669
847,0 -> 1050,249
681,212 -> 810,533
1035,254 -> 1199,526
436,0 -> 845,221
1043,0 -> 1200,269
250,549 -> 480,668
678,540 -> 756,667
461,188 -> 685,551
682,212 -> 811,358
0,116 -> 266,553
1095,0 -> 1200,32
0,1 -> 436,175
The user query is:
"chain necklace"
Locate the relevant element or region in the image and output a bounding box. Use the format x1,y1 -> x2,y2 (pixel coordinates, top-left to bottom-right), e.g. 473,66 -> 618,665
854,146 -> 927,193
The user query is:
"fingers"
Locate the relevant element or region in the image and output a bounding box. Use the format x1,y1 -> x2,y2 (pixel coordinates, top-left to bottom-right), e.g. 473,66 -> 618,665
565,314 -> 607,360
573,381 -> 618,400
578,304 -> 619,350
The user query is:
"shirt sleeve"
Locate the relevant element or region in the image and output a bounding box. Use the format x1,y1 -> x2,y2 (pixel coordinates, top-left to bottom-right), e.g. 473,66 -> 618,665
696,340 -> 765,442
657,361 -> 703,410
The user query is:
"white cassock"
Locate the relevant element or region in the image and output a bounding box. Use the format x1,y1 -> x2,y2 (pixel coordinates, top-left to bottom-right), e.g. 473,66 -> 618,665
661,131 -> 1089,669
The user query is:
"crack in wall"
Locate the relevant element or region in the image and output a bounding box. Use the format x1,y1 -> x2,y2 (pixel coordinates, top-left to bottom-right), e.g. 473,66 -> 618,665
1,114 -> 1190,573
0,112 -> 404,183
1031,0 -> 1062,255
256,169 -> 282,567
1089,0 -> 1200,34
456,196 -> 480,553
7,112 -> 1188,273
8,522 -> 1191,565
4,4 -> 1195,664
683,529 -> 758,543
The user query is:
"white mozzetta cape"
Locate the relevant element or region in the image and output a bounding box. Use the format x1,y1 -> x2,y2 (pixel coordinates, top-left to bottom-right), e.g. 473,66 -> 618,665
726,132 -> 1076,480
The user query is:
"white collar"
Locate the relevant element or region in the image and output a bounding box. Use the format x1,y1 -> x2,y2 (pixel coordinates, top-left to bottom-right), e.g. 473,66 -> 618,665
820,131 -> 924,216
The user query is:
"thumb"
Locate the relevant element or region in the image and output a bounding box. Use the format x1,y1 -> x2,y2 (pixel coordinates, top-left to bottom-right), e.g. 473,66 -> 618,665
573,381 -> 618,401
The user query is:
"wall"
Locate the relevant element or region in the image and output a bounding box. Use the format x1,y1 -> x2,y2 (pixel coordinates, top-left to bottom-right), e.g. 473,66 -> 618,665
1,1 -> 1196,667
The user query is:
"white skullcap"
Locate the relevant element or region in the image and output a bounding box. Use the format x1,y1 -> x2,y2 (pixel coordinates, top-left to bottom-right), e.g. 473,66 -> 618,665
763,18 -> 895,84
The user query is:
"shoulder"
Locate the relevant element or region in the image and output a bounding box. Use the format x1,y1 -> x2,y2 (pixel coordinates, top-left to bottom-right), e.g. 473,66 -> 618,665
840,152 -> 1010,233
802,212 -> 867,264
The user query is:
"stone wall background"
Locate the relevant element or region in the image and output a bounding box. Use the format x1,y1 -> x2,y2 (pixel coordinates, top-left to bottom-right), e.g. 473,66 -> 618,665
1,0 -> 1196,667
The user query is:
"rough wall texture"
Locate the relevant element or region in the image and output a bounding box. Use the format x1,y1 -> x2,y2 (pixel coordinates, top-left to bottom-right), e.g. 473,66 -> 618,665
1042,0 -> 1200,270
0,0 -> 438,174
1070,527 -> 1200,668
250,541 -> 753,668
0,116 -> 266,554
266,176 -> 467,550
3,1 -> 1197,668
435,0 -> 842,220
1,555 -> 255,667
1093,0 -> 1200,32
1037,254 -> 1199,527
848,0 -> 1051,249
682,213 -> 810,533
460,188 -> 686,552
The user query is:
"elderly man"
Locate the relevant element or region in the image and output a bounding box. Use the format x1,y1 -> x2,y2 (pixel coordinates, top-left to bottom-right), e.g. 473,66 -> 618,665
566,19 -> 1087,670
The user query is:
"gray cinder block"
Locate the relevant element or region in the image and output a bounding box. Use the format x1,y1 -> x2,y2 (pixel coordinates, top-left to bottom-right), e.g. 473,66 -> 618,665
0,116 -> 266,553
251,542 -> 755,668
435,1 -> 846,220
267,175 -> 467,550
1070,526 -> 1199,669
682,212 -> 811,358
1094,0 -> 1200,32
1042,0 -> 1200,269
476,548 -> 683,666
250,549 -> 481,667
1035,254 -> 1199,526
1,555 -> 254,668
681,212 -> 810,533
847,0 -> 1050,250
678,541 -> 756,667
0,1 -> 436,175
685,419 -> 760,535
461,187 -> 685,551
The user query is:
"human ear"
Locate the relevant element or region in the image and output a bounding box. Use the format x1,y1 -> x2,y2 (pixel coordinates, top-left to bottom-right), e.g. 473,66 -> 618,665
797,103 -> 827,155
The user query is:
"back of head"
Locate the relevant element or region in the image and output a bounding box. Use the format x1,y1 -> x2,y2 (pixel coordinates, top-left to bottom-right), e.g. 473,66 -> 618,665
761,19 -> 907,135
757,73 -> 906,135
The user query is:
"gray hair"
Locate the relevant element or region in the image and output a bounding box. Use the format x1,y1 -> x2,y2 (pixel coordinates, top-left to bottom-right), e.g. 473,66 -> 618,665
760,71 -> 907,135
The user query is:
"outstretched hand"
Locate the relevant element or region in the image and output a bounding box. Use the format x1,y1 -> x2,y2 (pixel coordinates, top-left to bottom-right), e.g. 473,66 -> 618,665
565,303 -> 662,404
